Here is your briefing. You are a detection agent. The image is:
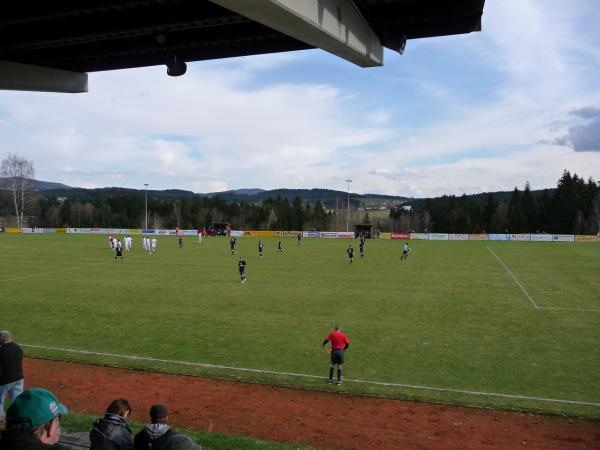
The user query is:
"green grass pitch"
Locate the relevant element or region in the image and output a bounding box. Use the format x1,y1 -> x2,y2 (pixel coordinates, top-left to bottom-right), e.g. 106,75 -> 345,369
1,233 -> 599,418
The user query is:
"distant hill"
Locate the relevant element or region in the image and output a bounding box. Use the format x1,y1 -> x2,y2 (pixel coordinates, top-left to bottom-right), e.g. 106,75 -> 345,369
37,184 -> 409,208
203,188 -> 409,209
0,177 -> 73,191
4,177 -> 559,211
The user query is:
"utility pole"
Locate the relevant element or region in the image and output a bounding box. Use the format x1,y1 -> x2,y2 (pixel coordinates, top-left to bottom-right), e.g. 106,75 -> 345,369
346,179 -> 352,232
144,183 -> 149,229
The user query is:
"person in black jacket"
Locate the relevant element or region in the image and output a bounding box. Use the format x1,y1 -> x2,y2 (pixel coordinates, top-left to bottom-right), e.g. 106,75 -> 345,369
1,388 -> 69,450
133,404 -> 201,450
90,399 -> 133,450
0,330 -> 24,412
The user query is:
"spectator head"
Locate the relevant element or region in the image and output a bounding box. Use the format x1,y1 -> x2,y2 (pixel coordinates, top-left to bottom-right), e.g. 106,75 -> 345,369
149,403 -> 168,424
162,434 -> 202,450
5,388 -> 68,445
1,330 -> 12,344
106,399 -> 132,419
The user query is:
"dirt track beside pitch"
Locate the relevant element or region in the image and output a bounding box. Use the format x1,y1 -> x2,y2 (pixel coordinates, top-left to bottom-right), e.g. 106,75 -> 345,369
25,358 -> 600,449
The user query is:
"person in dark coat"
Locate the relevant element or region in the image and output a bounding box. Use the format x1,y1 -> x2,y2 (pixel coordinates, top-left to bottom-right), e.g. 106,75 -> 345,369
133,404 -> 202,450
0,330 -> 24,411
89,399 -> 133,450
0,388 -> 69,450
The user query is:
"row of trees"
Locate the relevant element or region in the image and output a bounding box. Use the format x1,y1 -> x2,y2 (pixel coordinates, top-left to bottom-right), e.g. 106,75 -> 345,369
1,153 -> 599,234
388,171 -> 600,234
7,192 -> 334,231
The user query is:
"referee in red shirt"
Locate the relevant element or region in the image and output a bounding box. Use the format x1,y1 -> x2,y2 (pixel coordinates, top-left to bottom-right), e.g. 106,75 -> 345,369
322,324 -> 350,385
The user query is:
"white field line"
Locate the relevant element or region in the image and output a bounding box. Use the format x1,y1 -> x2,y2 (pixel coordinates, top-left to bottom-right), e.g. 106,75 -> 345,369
487,246 -> 600,313
486,246 -> 539,309
22,344 -> 600,408
537,306 -> 600,312
0,266 -> 79,283
0,254 -> 139,283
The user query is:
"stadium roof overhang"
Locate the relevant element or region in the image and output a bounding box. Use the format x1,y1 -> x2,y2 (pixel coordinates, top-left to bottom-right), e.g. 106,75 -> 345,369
0,0 -> 485,93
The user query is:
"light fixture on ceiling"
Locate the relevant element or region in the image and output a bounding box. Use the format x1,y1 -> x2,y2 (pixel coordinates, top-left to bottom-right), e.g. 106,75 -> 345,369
166,55 -> 187,77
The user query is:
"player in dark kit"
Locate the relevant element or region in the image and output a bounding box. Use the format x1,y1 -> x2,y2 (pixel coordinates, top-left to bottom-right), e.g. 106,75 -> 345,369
297,233 -> 302,245
238,257 -> 247,283
258,240 -> 263,257
347,244 -> 354,263
230,237 -> 237,255
359,238 -> 365,259
114,239 -> 124,262
322,324 -> 350,385
277,239 -> 283,254
178,233 -> 183,248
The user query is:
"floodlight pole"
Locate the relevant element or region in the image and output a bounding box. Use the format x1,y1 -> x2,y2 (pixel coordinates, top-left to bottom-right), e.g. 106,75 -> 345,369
346,179 -> 352,232
144,183 -> 149,229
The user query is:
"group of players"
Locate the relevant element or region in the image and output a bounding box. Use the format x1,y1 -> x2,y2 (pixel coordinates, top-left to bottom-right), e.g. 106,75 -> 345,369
108,232 -> 411,284
104,231 -> 408,386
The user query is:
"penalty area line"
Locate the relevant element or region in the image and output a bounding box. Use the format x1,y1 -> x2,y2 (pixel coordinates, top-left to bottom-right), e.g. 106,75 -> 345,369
22,344 -> 600,408
487,246 -> 538,309
487,246 -> 600,313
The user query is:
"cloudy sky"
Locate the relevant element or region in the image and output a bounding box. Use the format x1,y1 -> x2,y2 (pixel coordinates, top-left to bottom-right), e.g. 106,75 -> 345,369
1,0 -> 599,197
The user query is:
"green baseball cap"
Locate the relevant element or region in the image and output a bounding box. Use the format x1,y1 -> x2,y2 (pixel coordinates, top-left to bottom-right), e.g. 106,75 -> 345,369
6,388 -> 69,428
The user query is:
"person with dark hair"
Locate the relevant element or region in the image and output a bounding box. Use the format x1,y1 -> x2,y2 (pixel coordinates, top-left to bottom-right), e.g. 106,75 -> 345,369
133,404 -> 202,450
1,388 -> 69,450
238,257 -> 247,283
114,240 -> 124,262
322,324 -> 350,386
0,330 -> 24,414
90,399 -> 133,450
401,242 -> 410,261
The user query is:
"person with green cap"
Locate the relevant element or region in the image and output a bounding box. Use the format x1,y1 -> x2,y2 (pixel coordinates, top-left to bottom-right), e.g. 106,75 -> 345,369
0,388 -> 69,450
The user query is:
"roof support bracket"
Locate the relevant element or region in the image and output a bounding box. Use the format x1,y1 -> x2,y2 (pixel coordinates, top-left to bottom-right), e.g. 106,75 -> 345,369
0,60 -> 88,93
209,0 -> 383,67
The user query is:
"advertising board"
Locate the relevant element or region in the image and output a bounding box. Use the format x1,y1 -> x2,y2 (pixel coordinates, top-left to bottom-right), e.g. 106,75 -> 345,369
6,227 -> 20,233
531,234 -> 553,242
320,232 -> 338,238
448,234 -> 469,240
429,233 -> 449,241
67,228 -> 87,233
552,234 -> 575,242
305,231 -> 320,238
230,230 -> 243,237
575,235 -> 597,243
410,233 -> 429,240
468,234 -> 488,240
391,232 -> 410,240
379,232 -> 391,239
489,234 -> 509,241
510,234 -> 530,241
336,232 -> 354,239
244,230 -> 275,237
55,228 -> 66,233
275,231 -> 302,237
20,228 -> 33,233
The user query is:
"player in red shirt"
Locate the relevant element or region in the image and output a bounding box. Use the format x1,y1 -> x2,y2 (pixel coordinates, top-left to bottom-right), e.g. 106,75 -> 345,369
322,324 -> 350,385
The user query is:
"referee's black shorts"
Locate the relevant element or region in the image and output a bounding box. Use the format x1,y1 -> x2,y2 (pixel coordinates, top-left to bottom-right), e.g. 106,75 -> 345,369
330,349 -> 345,365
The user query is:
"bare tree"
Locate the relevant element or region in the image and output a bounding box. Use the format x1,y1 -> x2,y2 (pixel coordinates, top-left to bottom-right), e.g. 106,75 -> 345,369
0,153 -> 35,228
